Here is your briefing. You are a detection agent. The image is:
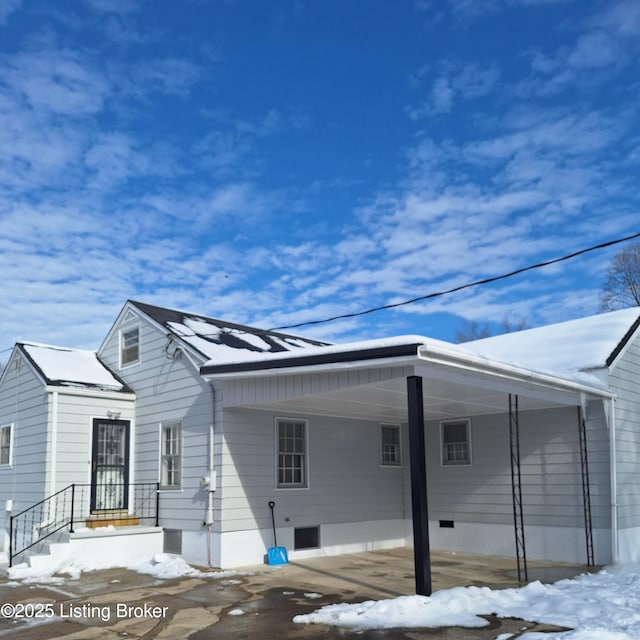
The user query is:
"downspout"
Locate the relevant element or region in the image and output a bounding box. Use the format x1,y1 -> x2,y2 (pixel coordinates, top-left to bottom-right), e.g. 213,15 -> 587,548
49,391 -> 58,497
607,398 -> 619,564
206,382 -> 218,567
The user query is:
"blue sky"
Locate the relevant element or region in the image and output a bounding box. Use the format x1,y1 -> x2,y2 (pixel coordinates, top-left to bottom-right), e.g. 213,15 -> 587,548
1,0 -> 639,353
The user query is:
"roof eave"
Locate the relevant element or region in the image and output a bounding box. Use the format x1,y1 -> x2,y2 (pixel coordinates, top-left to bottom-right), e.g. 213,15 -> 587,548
419,343 -> 614,399
200,342 -> 424,378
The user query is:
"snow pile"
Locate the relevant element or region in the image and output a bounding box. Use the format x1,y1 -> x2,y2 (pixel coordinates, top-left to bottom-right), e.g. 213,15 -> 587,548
128,553 -> 236,580
294,564 -> 640,639
6,553 -> 235,584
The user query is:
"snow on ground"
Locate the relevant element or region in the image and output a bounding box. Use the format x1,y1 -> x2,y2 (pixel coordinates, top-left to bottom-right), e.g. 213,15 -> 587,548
4,552 -> 236,585
294,564 -> 640,639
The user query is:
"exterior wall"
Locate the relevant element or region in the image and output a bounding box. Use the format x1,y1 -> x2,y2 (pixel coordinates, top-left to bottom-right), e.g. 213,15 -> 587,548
98,310 -> 219,565
0,353 -> 50,540
53,391 -> 135,493
425,404 -> 611,565
609,335 -> 640,562
212,400 -> 611,567
218,407 -> 409,566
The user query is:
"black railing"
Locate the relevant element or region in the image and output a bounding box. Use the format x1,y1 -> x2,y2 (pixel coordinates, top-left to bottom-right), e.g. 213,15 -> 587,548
9,482 -> 159,567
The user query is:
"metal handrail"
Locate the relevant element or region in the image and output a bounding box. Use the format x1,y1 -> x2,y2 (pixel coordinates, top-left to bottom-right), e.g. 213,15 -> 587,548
9,482 -> 160,567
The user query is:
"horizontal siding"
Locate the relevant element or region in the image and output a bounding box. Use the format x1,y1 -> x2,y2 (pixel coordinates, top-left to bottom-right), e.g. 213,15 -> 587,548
99,313 -> 218,532
55,393 -> 135,490
0,355 -> 49,525
220,408 -> 407,533
219,402 -> 611,536
426,404 -> 610,529
610,337 -> 640,529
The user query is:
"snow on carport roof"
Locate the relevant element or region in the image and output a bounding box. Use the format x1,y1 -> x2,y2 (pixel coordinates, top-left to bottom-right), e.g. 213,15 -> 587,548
461,307 -> 640,375
19,342 -> 129,392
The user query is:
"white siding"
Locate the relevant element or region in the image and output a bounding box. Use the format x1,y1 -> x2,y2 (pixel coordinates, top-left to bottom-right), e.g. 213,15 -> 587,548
610,337 -> 640,531
54,393 -> 135,491
99,313 -> 216,533
0,354 -> 50,523
426,405 -> 610,531
219,408 -> 408,534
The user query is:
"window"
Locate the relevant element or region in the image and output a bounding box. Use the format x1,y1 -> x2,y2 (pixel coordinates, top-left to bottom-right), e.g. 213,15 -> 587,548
160,421 -> 182,488
441,419 -> 471,466
276,419 -> 307,488
0,424 -> 12,465
380,424 -> 401,466
121,328 -> 140,366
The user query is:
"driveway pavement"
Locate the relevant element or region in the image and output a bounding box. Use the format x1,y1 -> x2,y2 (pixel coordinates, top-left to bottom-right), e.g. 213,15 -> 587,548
0,549 -> 589,639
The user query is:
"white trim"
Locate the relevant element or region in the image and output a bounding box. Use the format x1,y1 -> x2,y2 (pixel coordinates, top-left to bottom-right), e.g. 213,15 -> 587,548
158,420 -> 183,490
418,343 -> 614,400
380,423 -> 402,467
607,398 -> 619,563
49,391 -> 58,495
440,418 -> 472,466
274,417 -> 309,490
0,423 -> 13,467
119,326 -> 141,369
45,386 -> 135,400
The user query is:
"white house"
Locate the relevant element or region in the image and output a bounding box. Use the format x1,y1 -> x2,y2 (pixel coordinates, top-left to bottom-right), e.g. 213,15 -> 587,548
1,300 -> 639,582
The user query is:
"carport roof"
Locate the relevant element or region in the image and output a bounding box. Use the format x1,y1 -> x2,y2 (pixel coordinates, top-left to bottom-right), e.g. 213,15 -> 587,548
200,333 -> 614,422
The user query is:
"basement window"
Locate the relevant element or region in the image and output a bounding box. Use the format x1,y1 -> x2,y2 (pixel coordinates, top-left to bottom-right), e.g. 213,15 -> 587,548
441,419 -> 472,466
294,526 -> 319,550
163,529 -> 182,554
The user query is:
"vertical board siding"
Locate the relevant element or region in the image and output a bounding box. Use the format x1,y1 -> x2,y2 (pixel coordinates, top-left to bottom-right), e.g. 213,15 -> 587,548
220,408 -> 408,533
99,314 -> 217,532
610,338 -> 640,530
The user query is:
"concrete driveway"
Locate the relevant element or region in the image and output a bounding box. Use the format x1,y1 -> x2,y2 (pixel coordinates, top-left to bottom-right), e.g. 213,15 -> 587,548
0,549 -> 590,639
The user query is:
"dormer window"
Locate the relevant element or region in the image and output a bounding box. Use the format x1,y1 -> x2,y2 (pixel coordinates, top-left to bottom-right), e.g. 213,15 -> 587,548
121,328 -> 140,366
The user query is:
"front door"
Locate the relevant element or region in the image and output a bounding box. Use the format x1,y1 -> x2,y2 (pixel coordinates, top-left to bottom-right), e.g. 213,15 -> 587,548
90,418 -> 130,512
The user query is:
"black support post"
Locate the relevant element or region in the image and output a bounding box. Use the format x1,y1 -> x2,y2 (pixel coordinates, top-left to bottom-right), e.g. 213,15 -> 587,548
407,375 -> 431,596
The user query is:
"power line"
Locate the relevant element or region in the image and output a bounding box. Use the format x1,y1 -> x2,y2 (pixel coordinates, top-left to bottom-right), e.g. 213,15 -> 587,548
270,231 -> 640,332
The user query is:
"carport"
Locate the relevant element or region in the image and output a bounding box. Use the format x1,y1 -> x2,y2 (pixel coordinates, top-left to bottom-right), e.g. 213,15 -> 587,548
201,336 -> 615,595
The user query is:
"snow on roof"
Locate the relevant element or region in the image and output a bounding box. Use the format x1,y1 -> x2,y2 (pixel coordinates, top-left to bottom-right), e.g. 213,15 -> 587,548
460,307 -> 640,376
200,334 -> 431,369
20,343 -> 128,392
130,300 -> 329,362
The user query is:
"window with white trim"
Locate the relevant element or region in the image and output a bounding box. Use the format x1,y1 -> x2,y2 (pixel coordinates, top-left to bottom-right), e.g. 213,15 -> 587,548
160,421 -> 182,488
380,424 -> 401,466
441,419 -> 471,466
121,327 -> 140,366
0,424 -> 12,465
276,419 -> 307,488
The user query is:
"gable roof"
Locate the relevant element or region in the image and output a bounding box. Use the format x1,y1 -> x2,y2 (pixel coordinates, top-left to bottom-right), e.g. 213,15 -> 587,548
18,342 -> 131,392
461,307 -> 640,375
128,300 -> 330,363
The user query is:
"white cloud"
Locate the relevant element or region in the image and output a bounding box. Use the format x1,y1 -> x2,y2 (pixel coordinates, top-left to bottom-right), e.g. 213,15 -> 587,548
408,62 -> 500,119
0,0 -> 21,25
1,47 -> 110,115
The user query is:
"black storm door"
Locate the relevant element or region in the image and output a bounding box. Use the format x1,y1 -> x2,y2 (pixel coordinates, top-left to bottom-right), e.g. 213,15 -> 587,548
90,419 -> 130,512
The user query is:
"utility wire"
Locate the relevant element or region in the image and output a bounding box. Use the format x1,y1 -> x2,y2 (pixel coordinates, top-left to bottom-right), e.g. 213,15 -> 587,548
269,231 -> 640,332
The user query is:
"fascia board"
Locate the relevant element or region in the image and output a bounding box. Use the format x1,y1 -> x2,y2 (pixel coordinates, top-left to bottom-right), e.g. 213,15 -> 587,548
45,385 -> 136,400
418,343 -> 615,400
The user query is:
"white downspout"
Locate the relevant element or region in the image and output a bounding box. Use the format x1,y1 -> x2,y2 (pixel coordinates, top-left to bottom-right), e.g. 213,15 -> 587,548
607,398 -> 619,564
206,383 -> 218,567
49,391 -> 58,496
